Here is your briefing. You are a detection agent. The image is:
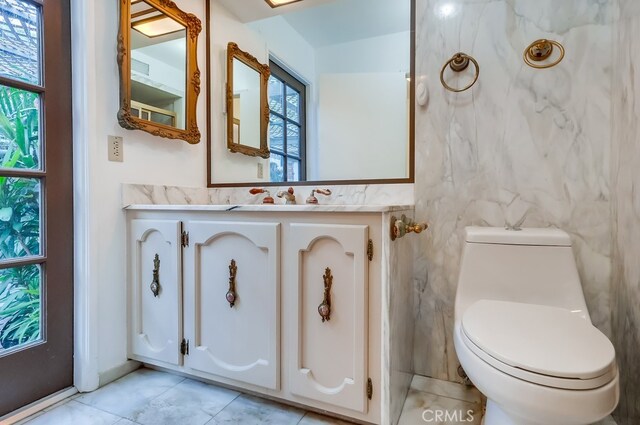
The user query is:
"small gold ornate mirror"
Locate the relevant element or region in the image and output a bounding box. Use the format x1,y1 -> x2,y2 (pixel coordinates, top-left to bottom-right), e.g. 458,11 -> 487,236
118,0 -> 202,144
226,42 -> 270,158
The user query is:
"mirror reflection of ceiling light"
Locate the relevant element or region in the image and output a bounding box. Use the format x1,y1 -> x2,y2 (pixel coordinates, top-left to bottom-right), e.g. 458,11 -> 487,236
132,16 -> 184,38
265,0 -> 303,8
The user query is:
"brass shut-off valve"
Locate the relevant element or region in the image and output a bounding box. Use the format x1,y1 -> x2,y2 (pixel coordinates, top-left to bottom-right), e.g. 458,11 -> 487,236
391,215 -> 428,241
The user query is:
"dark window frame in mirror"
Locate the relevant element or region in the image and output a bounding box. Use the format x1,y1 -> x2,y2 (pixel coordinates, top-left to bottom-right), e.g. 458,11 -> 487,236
206,0 -> 416,187
226,42 -> 271,159
117,0 -> 202,144
268,60 -> 306,183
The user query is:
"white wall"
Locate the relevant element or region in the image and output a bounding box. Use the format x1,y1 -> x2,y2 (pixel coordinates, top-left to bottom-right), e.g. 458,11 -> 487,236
210,0 -> 269,183
73,0 -> 207,379
314,31 -> 410,180
315,31 -> 410,75
317,73 -> 408,180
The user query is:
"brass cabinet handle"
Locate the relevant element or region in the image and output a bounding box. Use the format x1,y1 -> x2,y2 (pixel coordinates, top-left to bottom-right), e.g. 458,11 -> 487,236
150,253 -> 160,297
318,267 -> 332,322
226,259 -> 238,308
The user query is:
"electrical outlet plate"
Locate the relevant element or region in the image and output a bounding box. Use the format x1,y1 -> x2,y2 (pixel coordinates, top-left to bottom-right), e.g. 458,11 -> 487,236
257,163 -> 264,179
108,135 -> 123,162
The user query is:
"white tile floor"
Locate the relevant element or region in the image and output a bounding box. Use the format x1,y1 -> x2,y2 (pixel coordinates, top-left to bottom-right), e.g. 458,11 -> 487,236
17,368 -> 618,425
397,375 -> 484,425
19,369 -> 352,425
396,374 -> 617,425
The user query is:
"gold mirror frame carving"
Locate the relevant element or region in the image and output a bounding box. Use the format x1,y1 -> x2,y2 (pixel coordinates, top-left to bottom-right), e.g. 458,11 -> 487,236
226,42 -> 270,159
117,0 -> 202,144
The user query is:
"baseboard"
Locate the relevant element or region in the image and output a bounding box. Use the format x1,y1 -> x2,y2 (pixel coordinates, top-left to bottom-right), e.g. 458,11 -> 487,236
97,360 -> 141,388
0,387 -> 77,425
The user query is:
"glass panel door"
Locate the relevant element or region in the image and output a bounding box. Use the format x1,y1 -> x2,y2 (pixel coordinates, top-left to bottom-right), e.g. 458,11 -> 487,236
0,0 -> 73,416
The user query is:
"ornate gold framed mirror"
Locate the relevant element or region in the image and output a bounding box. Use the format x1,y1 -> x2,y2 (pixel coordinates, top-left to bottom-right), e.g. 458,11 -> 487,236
117,0 -> 202,144
226,42 -> 270,158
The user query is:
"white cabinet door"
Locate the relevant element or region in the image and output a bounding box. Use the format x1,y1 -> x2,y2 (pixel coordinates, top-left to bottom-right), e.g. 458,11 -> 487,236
129,219 -> 183,365
183,221 -> 280,390
288,223 -> 369,413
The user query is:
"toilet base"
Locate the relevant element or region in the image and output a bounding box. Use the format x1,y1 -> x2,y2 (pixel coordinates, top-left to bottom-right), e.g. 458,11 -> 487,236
483,400 -> 537,425
483,400 -> 607,425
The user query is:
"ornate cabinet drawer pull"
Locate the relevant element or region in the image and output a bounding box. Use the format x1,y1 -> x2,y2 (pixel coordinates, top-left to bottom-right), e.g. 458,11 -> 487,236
318,267 -> 333,322
226,259 -> 238,308
150,253 -> 160,297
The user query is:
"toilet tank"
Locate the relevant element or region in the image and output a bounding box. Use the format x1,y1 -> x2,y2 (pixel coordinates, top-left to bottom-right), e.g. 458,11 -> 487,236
454,227 -> 590,324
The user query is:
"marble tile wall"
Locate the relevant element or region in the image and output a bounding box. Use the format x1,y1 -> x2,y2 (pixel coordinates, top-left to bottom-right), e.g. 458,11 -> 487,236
413,0 -> 614,382
383,210 -> 416,424
611,0 -> 640,423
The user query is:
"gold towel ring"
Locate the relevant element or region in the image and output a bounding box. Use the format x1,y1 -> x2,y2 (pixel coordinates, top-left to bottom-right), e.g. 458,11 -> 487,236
523,39 -> 565,69
440,52 -> 480,93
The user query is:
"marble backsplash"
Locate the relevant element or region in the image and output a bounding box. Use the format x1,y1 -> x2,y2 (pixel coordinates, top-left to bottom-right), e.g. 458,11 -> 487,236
122,183 -> 414,207
611,0 -> 640,422
413,0 -> 614,382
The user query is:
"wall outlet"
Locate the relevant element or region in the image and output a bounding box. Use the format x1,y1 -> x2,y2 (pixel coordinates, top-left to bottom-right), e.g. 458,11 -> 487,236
257,162 -> 264,179
108,135 -> 123,162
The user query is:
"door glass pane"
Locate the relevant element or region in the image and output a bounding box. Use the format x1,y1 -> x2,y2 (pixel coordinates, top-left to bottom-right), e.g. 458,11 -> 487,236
287,159 -> 300,182
0,264 -> 41,352
0,177 -> 40,259
0,85 -> 40,170
285,85 -> 299,123
268,76 -> 284,115
269,114 -> 284,152
270,153 -> 284,182
0,0 -> 41,85
286,122 -> 300,157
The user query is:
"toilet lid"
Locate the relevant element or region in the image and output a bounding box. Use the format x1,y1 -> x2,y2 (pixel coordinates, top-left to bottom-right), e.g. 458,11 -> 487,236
462,300 -> 616,380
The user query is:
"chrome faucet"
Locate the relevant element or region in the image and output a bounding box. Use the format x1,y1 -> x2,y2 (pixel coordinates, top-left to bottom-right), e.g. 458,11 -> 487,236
277,187 -> 296,205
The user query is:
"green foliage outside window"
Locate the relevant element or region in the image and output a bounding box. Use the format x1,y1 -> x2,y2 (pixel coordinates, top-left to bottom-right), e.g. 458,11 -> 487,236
0,86 -> 41,349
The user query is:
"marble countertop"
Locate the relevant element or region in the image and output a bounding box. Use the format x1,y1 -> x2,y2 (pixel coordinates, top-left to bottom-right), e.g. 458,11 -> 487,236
124,204 -> 414,213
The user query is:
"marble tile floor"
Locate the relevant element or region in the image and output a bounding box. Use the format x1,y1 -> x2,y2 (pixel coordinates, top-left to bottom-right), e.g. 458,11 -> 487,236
397,375 -> 484,425
396,375 -> 617,425
17,369 -> 618,425
18,368 -> 354,425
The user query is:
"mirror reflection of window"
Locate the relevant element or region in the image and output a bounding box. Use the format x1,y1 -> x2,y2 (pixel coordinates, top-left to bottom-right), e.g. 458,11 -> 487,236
268,61 -> 306,183
129,0 -> 187,130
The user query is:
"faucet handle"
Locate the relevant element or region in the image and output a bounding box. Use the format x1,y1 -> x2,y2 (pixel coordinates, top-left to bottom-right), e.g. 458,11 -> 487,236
306,189 -> 332,204
249,188 -> 274,204
277,187 -> 296,204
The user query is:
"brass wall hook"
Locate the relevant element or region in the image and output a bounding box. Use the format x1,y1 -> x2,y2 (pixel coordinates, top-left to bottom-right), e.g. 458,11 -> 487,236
440,52 -> 480,93
523,39 -> 565,69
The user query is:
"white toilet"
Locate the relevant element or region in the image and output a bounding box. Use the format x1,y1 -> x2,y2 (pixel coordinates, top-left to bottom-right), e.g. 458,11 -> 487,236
453,227 -> 619,425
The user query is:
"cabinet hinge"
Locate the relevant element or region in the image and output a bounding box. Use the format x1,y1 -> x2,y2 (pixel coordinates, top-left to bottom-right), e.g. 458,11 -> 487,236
367,239 -> 373,261
367,378 -> 373,400
180,338 -> 189,356
181,231 -> 189,248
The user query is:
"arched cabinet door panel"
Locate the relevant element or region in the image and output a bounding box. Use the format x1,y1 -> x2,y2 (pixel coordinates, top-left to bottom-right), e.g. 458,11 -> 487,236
128,219 -> 183,365
183,221 -> 280,390
288,223 -> 369,413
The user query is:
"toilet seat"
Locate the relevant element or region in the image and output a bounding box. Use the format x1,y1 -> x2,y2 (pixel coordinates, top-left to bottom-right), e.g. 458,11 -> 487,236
461,300 -> 617,390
